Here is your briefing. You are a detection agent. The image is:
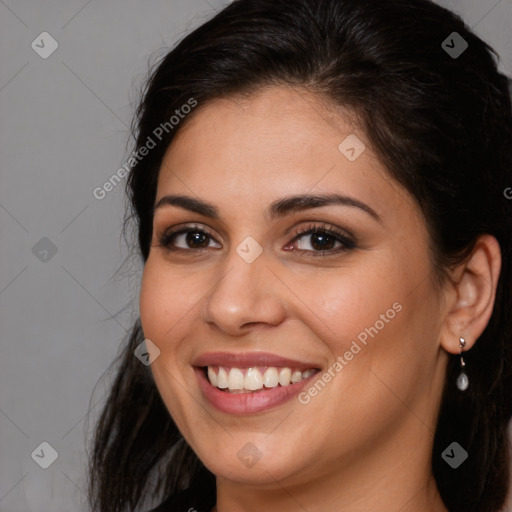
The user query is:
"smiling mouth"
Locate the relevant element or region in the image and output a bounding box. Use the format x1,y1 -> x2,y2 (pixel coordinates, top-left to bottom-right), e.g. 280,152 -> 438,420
202,365 -> 320,393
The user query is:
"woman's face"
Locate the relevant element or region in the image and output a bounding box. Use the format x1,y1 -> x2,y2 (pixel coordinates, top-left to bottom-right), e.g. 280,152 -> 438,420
140,86 -> 448,489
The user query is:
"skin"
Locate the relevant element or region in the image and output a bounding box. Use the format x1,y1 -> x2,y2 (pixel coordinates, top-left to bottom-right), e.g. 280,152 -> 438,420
139,86 -> 501,512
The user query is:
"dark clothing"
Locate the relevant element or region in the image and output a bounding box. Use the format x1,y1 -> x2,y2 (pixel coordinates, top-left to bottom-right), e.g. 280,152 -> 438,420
146,471 -> 216,512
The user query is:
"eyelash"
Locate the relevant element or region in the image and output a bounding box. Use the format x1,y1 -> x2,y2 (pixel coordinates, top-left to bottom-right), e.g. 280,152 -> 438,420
157,222 -> 356,257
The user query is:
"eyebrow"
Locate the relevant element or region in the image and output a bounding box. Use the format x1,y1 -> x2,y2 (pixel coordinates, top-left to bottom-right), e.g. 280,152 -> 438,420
154,193 -> 381,222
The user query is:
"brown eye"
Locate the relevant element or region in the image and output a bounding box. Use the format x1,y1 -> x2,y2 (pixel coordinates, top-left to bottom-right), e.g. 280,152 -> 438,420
288,224 -> 356,256
158,223 -> 356,257
297,232 -> 338,251
184,231 -> 210,248
159,225 -> 221,252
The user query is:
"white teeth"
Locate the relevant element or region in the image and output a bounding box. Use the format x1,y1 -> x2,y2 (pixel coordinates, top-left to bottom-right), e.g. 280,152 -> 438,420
217,367 -> 229,389
207,367 -> 218,387
278,368 -> 292,386
227,368 -> 244,390
206,366 -> 317,391
244,368 -> 264,390
263,367 -> 279,388
291,370 -> 303,383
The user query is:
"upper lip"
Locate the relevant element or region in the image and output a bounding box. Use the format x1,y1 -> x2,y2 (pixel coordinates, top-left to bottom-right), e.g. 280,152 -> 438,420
192,351 -> 320,370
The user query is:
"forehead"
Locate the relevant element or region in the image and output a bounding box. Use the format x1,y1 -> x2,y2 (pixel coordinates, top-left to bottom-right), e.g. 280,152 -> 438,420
155,86 -> 407,221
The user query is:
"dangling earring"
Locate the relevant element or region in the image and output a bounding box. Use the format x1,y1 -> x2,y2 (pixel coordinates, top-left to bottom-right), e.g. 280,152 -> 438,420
456,337 -> 469,391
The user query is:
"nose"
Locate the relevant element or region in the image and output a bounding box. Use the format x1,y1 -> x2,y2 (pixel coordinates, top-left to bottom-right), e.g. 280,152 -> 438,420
201,243 -> 287,336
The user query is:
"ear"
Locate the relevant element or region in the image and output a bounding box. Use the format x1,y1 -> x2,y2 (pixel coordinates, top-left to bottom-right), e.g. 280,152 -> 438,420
439,234 -> 501,355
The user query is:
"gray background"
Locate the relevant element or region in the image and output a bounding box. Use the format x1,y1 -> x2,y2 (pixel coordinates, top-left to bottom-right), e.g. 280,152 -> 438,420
0,1 -> 511,510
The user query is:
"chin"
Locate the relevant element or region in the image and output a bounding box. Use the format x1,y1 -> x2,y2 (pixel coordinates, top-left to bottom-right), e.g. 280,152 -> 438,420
197,438 -> 310,486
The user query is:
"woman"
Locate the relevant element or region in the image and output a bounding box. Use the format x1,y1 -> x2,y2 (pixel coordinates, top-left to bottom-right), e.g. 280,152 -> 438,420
87,0 -> 512,511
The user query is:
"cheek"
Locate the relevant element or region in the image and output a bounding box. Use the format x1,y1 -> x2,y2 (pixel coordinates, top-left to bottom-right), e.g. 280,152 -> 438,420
300,250 -> 436,391
299,257 -> 405,349
138,259 -> 201,428
139,266 -> 169,347
139,258 -> 199,348
138,257 -> 200,408
290,268 -> 434,446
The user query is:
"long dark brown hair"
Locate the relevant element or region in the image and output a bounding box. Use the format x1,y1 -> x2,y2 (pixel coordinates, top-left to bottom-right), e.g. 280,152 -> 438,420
87,1 -> 512,511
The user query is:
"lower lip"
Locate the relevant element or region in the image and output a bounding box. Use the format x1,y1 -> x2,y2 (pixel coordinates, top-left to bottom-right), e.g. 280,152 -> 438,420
194,367 -> 317,414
